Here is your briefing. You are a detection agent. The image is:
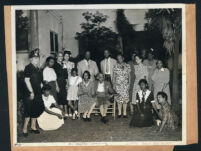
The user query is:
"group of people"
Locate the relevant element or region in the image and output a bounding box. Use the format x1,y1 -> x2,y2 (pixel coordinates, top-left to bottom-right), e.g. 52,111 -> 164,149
22,48 -> 178,137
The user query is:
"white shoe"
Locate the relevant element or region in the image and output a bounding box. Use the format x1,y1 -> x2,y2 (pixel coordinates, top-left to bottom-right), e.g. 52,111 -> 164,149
65,114 -> 69,117
73,113 -> 76,120
69,114 -> 72,117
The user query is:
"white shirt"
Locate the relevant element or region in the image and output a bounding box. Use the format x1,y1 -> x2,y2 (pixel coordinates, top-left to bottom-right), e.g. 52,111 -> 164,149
68,76 -> 82,86
97,82 -> 105,92
42,95 -> 56,109
43,67 -> 57,82
104,57 -> 111,74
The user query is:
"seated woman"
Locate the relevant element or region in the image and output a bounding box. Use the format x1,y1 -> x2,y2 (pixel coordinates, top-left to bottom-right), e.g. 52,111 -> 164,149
154,92 -> 178,132
37,84 -> 64,131
94,73 -> 117,124
130,79 -> 155,127
78,71 -> 96,121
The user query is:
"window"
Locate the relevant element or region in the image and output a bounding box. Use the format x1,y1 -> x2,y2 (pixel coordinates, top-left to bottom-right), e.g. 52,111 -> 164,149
50,31 -> 59,52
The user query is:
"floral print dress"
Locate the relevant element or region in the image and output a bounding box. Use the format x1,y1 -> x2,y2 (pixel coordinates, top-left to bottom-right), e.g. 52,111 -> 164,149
113,63 -> 131,103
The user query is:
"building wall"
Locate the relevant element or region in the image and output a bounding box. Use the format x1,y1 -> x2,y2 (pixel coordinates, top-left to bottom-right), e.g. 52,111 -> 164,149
38,10 -> 63,66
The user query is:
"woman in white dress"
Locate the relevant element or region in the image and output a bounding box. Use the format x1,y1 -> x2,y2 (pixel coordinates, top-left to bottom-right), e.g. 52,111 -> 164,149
38,84 -> 64,131
67,68 -> 82,119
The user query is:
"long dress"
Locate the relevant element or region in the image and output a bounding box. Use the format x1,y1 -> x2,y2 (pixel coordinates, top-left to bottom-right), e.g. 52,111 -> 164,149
67,76 -> 82,100
37,95 -> 64,131
143,59 -> 157,89
23,63 -> 44,118
113,63 -> 131,104
130,90 -> 155,127
132,63 -> 148,104
54,62 -> 68,105
151,68 -> 171,108
78,81 -> 96,113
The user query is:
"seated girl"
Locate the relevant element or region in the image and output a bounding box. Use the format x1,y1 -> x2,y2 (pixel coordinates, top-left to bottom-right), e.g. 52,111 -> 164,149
130,79 -> 155,127
67,68 -> 82,120
94,73 -> 117,124
154,91 -> 178,132
37,84 -> 64,131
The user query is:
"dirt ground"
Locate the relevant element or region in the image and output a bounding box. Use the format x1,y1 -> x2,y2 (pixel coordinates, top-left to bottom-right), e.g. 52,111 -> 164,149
18,114 -> 182,143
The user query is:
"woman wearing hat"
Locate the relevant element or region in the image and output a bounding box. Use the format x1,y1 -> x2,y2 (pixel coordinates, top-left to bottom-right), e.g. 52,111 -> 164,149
22,49 -> 44,137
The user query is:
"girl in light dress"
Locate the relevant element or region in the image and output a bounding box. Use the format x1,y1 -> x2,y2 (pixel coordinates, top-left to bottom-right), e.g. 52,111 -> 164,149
67,68 -> 82,119
63,50 -> 75,117
37,84 -> 64,131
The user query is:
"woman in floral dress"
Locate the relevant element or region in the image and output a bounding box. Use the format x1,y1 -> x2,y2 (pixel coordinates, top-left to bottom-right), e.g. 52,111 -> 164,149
113,53 -> 131,118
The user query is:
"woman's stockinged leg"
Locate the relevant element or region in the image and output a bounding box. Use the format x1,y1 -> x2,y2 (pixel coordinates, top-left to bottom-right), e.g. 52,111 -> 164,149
23,117 -> 30,133
31,118 -> 37,130
103,104 -> 108,117
99,105 -> 104,117
123,103 -> 127,116
83,111 -> 88,118
118,103 -> 122,115
87,103 -> 96,118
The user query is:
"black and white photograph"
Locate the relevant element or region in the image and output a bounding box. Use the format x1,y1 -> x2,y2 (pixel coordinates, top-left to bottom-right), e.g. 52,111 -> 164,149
12,4 -> 186,146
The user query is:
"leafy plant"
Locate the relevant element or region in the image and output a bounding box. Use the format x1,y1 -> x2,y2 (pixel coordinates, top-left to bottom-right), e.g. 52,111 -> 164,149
75,11 -> 119,63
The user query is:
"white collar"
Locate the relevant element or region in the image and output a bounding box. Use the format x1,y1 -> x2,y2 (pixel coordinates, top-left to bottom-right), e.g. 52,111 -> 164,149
138,90 -> 151,103
160,68 -> 165,71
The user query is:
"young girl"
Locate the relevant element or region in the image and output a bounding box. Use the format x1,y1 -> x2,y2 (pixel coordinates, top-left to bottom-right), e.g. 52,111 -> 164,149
154,92 -> 178,132
67,68 -> 82,119
37,84 -> 64,131
130,79 -> 155,127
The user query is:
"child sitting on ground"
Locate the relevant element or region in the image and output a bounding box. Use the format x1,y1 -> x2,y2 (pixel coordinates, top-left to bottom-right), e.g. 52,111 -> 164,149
37,84 -> 64,131
154,91 -> 178,132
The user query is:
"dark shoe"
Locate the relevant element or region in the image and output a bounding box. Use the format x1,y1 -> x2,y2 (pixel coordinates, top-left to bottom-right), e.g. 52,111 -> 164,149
23,132 -> 28,137
118,115 -> 122,118
101,117 -> 105,123
104,118 -> 109,123
87,118 -> 92,122
83,117 -> 87,121
30,129 -> 40,134
123,115 -> 127,118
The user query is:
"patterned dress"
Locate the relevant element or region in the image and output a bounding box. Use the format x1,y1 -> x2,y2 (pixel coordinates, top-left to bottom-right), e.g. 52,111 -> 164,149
151,68 -> 171,108
160,103 -> 178,130
132,63 -> 148,104
78,81 -> 96,113
113,63 -> 131,103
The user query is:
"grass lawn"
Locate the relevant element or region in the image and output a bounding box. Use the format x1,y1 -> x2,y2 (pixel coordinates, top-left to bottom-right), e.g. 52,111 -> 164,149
18,114 -> 182,143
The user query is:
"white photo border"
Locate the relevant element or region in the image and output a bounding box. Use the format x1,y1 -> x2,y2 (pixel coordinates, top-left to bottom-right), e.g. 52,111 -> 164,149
11,4 -> 186,146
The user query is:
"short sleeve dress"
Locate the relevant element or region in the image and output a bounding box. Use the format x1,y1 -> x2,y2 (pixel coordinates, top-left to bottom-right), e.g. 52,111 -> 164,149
23,63 -> 44,118
67,76 -> 82,101
78,81 -> 96,113
113,63 -> 131,104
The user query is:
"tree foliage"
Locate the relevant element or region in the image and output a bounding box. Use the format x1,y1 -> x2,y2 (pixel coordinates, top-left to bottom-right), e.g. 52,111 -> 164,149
145,9 -> 182,55
16,10 -> 29,50
75,11 -> 119,62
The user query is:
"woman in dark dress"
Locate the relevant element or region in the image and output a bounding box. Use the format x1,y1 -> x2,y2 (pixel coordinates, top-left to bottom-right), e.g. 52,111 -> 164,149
130,79 -> 155,127
22,49 -> 44,137
54,52 -> 68,116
